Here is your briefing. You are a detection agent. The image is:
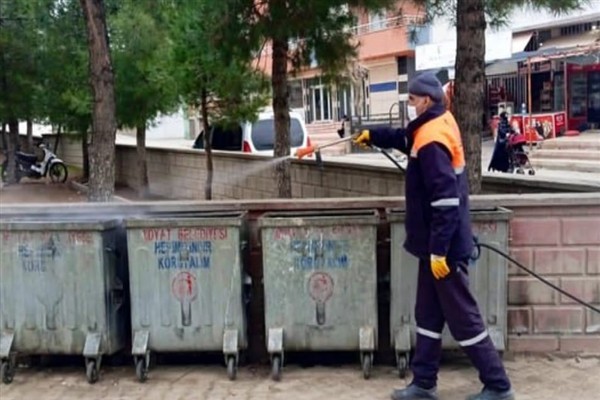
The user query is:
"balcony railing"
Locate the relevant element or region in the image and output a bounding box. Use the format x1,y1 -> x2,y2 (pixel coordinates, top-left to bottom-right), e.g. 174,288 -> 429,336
348,15 -> 426,36
256,14 -> 426,58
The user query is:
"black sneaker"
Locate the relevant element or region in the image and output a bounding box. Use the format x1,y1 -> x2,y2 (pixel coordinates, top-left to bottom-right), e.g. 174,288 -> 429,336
390,384 -> 438,400
466,388 -> 515,400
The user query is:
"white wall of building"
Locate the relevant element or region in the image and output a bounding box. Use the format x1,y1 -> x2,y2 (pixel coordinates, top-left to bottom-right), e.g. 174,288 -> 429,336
144,108 -> 188,140
427,2 -> 600,44
417,2 -> 600,71
367,62 -> 399,115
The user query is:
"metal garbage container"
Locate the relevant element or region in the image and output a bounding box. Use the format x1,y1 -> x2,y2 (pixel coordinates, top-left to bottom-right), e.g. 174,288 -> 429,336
258,210 -> 379,381
387,207 -> 511,378
123,211 -> 247,382
0,217 -> 127,384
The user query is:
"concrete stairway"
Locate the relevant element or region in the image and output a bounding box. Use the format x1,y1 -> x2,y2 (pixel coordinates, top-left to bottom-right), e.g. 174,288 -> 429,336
306,121 -> 348,156
529,132 -> 600,174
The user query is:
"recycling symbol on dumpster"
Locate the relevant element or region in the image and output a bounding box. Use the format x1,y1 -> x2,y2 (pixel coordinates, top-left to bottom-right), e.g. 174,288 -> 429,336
308,272 -> 334,326
172,271 -> 198,327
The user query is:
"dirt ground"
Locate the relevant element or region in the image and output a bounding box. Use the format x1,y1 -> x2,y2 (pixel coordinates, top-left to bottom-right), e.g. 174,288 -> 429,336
0,356 -> 598,400
0,180 -> 88,203
0,177 -> 161,204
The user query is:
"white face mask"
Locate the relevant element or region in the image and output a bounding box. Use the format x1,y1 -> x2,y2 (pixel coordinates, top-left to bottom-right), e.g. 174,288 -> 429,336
407,105 -> 418,121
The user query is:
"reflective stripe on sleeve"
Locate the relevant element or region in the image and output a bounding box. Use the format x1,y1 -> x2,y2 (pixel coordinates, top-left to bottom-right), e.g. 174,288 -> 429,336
431,198 -> 460,207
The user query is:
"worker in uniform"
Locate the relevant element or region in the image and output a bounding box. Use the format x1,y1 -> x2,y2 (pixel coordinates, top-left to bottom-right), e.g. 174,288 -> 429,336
354,72 -> 514,400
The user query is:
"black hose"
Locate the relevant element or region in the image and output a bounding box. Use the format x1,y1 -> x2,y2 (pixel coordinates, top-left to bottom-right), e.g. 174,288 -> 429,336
363,141 -> 599,315
372,146 -> 406,172
472,237 -> 600,315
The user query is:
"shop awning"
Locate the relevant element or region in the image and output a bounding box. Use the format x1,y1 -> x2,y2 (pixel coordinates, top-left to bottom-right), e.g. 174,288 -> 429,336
486,59 -> 518,75
538,31 -> 599,50
512,32 -> 533,53
525,42 -> 600,64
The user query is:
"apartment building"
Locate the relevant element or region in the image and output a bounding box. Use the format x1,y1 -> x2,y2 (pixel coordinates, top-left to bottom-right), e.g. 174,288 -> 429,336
254,2 -> 425,126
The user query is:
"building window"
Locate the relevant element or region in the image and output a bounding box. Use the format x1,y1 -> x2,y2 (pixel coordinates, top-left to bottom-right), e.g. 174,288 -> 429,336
307,77 -> 333,122
398,81 -> 408,94
560,22 -> 597,36
369,10 -> 387,31
397,56 -> 408,75
288,81 -> 303,109
538,30 -> 552,43
309,49 -> 318,68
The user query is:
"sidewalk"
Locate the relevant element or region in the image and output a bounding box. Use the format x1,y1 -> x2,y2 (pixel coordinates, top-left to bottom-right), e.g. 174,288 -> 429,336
0,356 -> 598,400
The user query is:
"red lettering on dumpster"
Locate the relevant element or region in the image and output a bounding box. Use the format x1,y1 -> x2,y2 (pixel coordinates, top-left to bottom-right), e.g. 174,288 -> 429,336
68,231 -> 93,245
143,228 -> 172,241
178,227 -> 227,241
273,226 -> 362,240
474,222 -> 497,235
273,228 -> 295,240
332,226 -> 361,236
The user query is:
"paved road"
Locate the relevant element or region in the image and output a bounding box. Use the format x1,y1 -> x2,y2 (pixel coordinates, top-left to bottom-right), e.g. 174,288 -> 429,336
0,356 -> 598,400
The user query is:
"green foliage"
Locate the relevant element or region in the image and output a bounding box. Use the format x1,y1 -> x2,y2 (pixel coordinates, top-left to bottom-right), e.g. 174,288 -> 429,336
37,0 -> 91,131
0,0 -> 46,124
168,0 -> 269,128
110,0 -> 179,130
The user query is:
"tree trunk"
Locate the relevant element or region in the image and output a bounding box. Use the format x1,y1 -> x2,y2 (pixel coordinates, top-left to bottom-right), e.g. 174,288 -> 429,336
136,124 -> 149,198
454,0 -> 485,194
1,122 -> 7,151
201,89 -> 213,200
80,0 -> 117,202
26,119 -> 34,152
53,125 -> 62,154
271,37 -> 292,198
82,129 -> 90,182
5,119 -> 19,184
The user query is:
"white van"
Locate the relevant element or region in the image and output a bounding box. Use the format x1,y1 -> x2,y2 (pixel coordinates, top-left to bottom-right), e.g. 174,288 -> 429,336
192,110 -> 311,155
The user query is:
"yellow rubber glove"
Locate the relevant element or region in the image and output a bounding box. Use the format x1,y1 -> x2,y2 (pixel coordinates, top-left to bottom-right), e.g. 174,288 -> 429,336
353,130 -> 371,148
431,255 -> 450,280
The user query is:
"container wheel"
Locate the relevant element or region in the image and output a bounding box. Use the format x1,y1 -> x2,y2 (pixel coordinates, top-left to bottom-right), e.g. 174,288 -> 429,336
271,355 -> 282,382
1,360 -> 14,384
398,354 -> 409,379
135,357 -> 148,383
528,169 -> 535,175
362,353 -> 372,380
516,168 -> 525,174
86,359 -> 99,384
226,356 -> 237,381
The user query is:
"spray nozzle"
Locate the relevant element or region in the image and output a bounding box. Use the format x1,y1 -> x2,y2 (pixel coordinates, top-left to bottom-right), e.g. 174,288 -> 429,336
295,145 -> 316,159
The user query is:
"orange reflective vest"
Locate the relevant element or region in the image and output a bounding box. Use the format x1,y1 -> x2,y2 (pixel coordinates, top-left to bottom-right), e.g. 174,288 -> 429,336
410,111 -> 466,175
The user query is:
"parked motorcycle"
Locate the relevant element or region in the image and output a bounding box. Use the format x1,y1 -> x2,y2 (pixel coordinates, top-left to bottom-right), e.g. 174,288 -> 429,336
1,143 -> 68,184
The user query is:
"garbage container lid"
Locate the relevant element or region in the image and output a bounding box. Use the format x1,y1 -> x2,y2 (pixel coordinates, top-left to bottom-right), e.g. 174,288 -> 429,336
123,211 -> 246,229
258,209 -> 379,228
0,217 -> 121,231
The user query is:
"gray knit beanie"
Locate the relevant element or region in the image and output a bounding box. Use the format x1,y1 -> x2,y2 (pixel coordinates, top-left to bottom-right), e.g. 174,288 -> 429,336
408,72 -> 445,103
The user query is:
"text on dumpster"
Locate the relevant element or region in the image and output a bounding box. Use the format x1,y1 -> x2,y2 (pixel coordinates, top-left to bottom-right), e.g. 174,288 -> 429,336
17,235 -> 61,272
143,227 -> 227,270
288,239 -> 350,270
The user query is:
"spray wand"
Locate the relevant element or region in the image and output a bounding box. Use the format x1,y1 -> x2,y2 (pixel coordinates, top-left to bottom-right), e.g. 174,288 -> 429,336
294,135 -> 357,160
294,134 -> 406,172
